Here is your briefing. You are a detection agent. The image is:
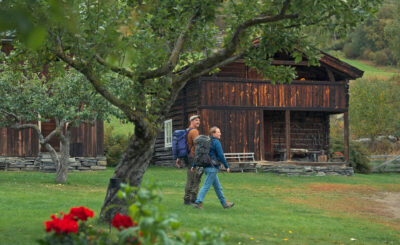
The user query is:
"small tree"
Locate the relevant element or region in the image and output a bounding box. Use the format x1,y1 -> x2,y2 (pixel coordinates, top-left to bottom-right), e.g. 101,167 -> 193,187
349,77 -> 400,151
0,55 -> 110,183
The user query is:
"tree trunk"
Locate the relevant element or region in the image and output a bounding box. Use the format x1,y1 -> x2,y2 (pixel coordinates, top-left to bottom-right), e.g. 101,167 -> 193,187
100,132 -> 157,221
56,127 -> 71,183
42,142 -> 61,176
99,136 -> 156,221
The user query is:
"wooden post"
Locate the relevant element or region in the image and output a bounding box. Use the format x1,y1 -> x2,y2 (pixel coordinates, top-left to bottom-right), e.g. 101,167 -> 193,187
344,112 -> 350,164
285,110 -> 291,161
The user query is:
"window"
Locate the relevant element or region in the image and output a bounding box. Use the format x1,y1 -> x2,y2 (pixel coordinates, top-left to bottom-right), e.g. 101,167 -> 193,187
164,119 -> 172,148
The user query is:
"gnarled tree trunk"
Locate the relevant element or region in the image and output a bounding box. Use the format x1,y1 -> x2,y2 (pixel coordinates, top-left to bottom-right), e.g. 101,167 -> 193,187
56,126 -> 71,183
100,129 -> 157,221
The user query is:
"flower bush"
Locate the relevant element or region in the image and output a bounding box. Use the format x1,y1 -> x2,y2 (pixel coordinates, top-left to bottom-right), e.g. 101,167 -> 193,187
39,182 -> 227,244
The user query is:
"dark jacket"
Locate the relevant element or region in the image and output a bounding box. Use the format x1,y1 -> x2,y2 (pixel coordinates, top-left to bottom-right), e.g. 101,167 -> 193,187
209,136 -> 229,169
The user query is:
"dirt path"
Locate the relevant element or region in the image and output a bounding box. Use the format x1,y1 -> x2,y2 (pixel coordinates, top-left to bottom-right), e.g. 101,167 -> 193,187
372,192 -> 400,219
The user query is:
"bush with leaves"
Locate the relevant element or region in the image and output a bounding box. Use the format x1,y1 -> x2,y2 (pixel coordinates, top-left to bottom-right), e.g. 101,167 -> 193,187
104,125 -> 130,167
330,136 -> 371,174
39,182 -> 228,244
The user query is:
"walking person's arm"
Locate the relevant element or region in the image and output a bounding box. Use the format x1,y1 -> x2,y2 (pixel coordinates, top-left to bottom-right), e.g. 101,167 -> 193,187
214,140 -> 230,173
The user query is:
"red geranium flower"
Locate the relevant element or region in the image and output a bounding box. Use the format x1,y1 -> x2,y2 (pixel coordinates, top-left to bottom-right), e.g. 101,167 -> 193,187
111,213 -> 136,231
44,214 -> 78,234
69,206 -> 94,221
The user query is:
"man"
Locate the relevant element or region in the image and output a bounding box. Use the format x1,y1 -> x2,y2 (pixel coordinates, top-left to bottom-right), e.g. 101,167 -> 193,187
176,115 -> 202,205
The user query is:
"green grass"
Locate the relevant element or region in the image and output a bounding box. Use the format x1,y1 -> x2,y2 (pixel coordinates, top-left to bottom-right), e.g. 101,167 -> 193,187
327,50 -> 400,80
1,168 -> 400,244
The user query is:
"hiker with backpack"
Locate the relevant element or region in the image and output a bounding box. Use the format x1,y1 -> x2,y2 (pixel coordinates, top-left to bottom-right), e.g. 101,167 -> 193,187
174,115 -> 203,205
191,126 -> 234,209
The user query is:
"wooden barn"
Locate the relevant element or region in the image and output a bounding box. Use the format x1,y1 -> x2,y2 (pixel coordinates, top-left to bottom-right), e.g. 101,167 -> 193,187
153,51 -> 363,167
0,120 -> 104,158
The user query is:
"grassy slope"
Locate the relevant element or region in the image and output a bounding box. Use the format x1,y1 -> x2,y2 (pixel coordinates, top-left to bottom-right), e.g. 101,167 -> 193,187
327,51 -> 400,80
1,168 -> 399,245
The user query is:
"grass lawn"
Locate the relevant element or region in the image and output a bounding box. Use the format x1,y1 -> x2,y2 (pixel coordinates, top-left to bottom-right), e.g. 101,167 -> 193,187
1,167 -> 399,244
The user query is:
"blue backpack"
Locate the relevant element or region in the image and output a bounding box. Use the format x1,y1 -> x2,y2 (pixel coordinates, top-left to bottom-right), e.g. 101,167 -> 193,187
172,128 -> 194,159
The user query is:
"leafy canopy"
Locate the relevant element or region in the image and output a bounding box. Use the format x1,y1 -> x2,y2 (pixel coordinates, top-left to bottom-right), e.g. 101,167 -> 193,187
0,48 -> 111,127
1,0 -> 383,133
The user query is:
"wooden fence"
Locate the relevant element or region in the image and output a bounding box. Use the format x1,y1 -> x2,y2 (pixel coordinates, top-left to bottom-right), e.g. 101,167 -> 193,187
369,155 -> 400,173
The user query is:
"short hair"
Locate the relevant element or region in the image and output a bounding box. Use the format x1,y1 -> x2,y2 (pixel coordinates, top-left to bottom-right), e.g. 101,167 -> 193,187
209,126 -> 219,136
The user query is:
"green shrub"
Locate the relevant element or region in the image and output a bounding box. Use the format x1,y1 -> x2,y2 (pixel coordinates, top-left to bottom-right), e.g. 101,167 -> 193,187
330,136 -> 371,174
343,42 -> 360,59
373,50 -> 390,66
104,125 -> 130,167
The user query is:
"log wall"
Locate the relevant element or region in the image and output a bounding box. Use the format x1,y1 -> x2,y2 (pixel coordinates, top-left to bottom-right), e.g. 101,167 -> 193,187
152,80 -> 199,166
70,120 -> 104,157
199,108 -> 262,160
200,78 -> 346,110
0,120 -> 104,157
264,111 -> 329,160
0,127 -> 39,157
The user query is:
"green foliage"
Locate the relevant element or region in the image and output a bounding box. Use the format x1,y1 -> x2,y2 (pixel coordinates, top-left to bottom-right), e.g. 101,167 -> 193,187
104,125 -> 130,167
0,51 -> 111,128
349,77 -> 400,143
37,180 -> 228,244
0,0 -> 383,130
340,0 -> 400,66
115,182 -> 228,244
329,137 -> 371,174
373,49 -> 391,66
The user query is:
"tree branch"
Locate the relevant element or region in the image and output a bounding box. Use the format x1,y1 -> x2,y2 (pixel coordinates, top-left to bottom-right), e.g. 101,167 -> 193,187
0,109 -> 20,122
54,37 -> 154,133
137,14 -> 196,82
11,123 -> 46,144
177,0 -> 297,83
95,55 -> 135,79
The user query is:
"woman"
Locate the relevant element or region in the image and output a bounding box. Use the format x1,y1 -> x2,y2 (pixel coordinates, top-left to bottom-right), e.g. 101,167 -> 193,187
191,126 -> 234,209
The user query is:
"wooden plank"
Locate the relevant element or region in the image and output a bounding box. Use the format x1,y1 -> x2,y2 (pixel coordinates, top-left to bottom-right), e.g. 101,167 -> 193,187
285,110 -> 291,160
344,112 -> 350,164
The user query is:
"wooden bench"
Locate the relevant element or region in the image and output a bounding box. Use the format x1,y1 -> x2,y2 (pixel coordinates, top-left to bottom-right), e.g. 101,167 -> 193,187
224,153 -> 257,173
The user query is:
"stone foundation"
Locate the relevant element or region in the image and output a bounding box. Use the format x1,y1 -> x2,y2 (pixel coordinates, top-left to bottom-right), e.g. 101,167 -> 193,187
259,164 -> 354,176
0,154 -> 107,172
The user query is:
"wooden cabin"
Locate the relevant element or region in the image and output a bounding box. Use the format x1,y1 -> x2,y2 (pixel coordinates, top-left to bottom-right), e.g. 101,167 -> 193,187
153,52 -> 362,166
0,120 -> 104,158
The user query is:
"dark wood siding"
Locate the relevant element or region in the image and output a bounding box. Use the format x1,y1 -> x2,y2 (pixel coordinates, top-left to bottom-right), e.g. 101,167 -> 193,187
199,109 -> 262,160
70,120 -> 104,157
200,78 -> 346,110
263,111 -> 329,159
153,79 -> 200,166
0,126 -> 39,157
41,119 -> 60,152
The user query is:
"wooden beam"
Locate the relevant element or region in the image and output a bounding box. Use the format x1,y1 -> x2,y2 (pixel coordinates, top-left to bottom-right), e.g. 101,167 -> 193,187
271,60 -> 309,66
325,67 -> 336,82
285,110 -> 291,161
344,112 -> 350,164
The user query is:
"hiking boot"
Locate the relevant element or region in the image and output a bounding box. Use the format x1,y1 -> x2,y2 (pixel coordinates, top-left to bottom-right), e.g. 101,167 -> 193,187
184,200 -> 193,205
192,202 -> 203,209
223,202 -> 234,209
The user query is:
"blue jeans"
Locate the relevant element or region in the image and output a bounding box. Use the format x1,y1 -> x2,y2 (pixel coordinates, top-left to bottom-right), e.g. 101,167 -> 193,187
195,167 -> 226,206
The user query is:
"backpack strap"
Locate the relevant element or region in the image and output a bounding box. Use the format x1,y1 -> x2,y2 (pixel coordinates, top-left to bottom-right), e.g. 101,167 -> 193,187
186,128 -> 195,153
